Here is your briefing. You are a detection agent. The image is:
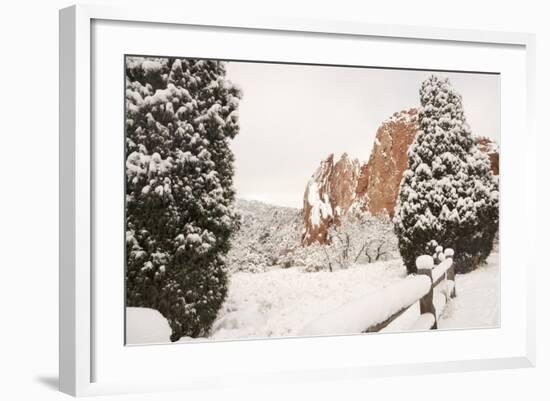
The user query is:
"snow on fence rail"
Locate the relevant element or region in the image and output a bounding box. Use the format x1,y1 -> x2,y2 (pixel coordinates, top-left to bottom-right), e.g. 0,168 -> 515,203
298,248 -> 457,336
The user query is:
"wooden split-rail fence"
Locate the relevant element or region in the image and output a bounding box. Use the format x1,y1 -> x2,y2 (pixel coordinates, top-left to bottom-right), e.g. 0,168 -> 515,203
368,248 -> 457,332
298,248 -> 457,336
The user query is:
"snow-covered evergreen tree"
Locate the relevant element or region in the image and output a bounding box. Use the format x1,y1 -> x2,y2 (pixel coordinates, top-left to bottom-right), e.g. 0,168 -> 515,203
125,57 -> 242,340
394,75 -> 499,274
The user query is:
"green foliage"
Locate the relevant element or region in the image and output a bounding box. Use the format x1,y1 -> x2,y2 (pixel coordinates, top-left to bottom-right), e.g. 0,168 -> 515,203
125,57 -> 241,340
394,75 -> 499,274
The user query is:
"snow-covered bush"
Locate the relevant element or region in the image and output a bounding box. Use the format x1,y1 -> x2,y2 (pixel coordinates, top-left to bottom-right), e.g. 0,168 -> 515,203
292,242 -> 333,272
125,57 -> 242,340
394,75 -> 499,274
361,213 -> 399,264
304,209 -> 399,271
226,199 -> 304,272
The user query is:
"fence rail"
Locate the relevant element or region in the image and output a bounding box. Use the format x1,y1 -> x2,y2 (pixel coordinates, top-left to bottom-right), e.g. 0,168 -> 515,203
298,248 -> 457,336
395,248 -> 456,331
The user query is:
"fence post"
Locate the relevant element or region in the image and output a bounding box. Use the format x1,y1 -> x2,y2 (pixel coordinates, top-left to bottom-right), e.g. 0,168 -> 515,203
416,255 -> 437,329
444,248 -> 456,298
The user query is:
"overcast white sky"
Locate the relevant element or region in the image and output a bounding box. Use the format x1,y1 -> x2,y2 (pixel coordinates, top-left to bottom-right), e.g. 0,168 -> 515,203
226,62 -> 500,209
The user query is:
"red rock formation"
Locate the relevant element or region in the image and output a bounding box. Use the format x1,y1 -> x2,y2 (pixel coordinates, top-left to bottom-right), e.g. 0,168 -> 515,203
475,136 -> 500,175
302,109 -> 500,245
302,153 -> 360,245
329,153 -> 361,224
302,110 -> 417,245
356,108 -> 418,217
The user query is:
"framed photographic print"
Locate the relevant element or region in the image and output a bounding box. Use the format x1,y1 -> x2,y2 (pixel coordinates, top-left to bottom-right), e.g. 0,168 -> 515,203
59,4 -> 536,397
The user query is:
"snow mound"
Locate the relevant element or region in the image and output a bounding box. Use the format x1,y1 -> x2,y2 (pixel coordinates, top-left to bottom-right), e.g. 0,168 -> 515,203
410,313 -> 436,331
126,307 -> 172,344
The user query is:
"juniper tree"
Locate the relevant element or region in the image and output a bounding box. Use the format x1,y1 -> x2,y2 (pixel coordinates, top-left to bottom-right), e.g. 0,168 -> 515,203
394,75 -> 499,274
125,57 -> 242,340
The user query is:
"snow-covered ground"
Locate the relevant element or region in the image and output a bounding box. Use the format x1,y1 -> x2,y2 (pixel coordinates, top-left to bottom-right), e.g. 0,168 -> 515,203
125,252 -> 500,343
438,251 -> 500,329
210,259 -> 407,339
212,251 -> 500,339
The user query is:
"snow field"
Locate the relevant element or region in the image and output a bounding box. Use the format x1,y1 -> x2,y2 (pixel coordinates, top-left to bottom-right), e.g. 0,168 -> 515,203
438,252 -> 500,329
125,252 -> 500,343
213,252 -> 500,338
210,259 -> 407,339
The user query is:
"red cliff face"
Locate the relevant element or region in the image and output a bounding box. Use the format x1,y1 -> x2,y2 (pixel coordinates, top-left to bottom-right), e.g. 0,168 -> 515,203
302,109 -> 499,245
475,136 -> 500,175
330,153 -> 361,224
302,153 -> 360,245
356,108 -> 418,217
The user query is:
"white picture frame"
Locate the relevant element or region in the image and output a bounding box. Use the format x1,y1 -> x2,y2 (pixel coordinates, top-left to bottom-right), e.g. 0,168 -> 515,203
59,3 -> 536,397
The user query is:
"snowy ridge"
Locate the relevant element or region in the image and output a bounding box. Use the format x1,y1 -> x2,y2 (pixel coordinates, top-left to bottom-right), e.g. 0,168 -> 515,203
383,108 -> 418,125
476,136 -> 500,153
226,198 -> 303,272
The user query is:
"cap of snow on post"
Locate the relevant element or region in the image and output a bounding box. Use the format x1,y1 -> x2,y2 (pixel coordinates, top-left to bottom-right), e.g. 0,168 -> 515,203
444,248 -> 455,258
416,255 -> 434,270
